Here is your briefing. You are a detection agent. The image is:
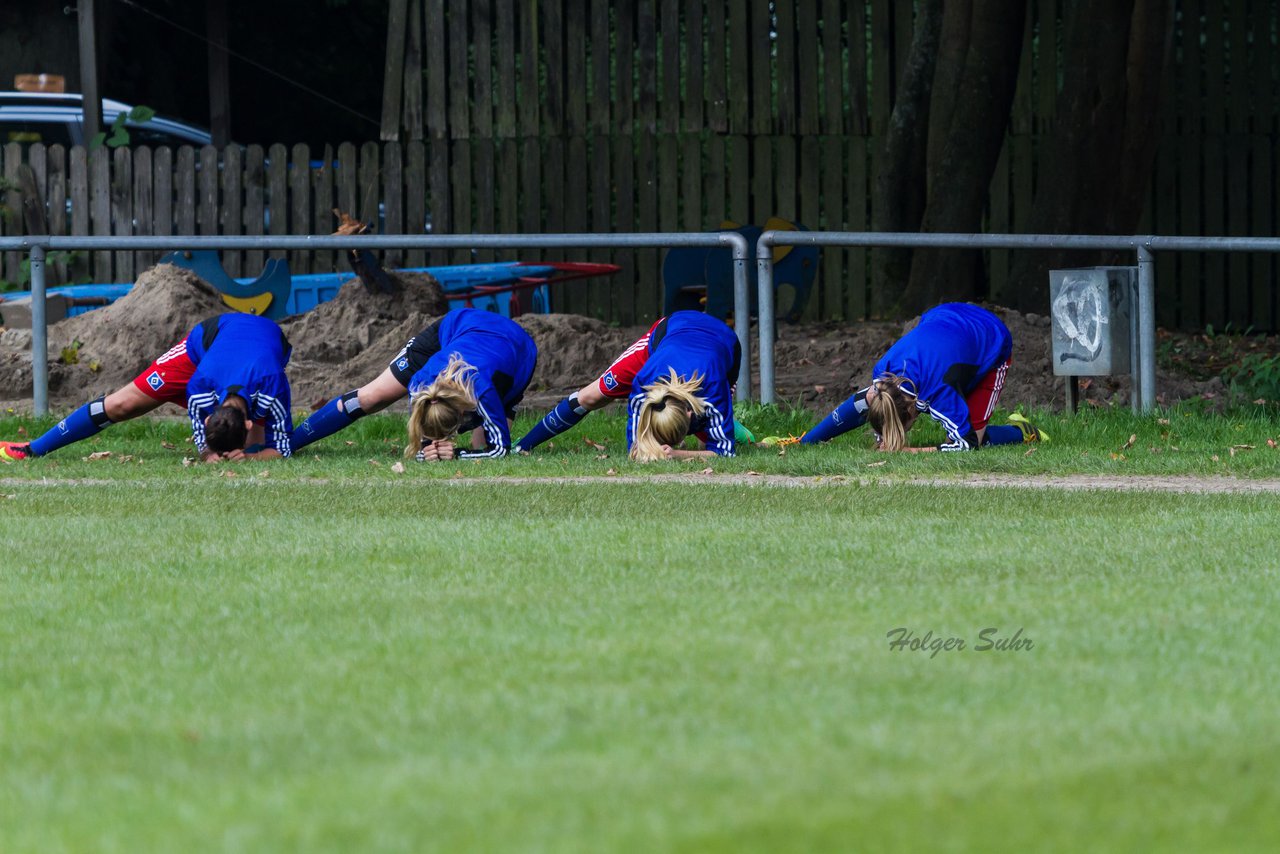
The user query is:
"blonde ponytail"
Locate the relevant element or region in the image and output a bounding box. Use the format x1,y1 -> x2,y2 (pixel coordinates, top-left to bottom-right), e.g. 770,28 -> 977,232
405,354 -> 479,457
630,369 -> 707,462
866,373 -> 918,452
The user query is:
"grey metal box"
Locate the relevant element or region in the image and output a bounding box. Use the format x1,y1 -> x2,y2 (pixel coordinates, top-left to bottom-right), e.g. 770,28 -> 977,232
1049,267 -> 1135,376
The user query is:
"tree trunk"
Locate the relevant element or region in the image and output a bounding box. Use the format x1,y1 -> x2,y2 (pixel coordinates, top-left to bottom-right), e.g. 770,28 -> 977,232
896,0 -> 1027,316
207,0 -> 233,148
870,0 -> 943,317
1005,0 -> 1175,311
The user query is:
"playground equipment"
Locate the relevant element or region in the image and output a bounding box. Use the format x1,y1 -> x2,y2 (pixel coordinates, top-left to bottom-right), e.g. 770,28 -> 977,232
663,218 -> 819,322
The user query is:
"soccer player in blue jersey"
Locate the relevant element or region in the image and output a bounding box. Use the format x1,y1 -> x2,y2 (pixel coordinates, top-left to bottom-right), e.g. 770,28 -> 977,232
293,307 -> 538,461
0,312 -> 294,463
515,310 -> 738,461
800,303 -> 1047,452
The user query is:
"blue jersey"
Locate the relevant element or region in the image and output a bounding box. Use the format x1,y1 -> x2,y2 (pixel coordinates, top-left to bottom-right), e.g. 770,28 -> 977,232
408,309 -> 538,458
872,303 -> 1011,449
185,313 -> 294,456
627,311 -> 737,456
802,303 -> 1011,450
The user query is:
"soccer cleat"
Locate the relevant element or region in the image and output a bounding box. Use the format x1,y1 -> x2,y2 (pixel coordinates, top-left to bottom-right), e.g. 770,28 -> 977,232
0,441 -> 30,462
732,420 -> 757,444
758,434 -> 802,447
1007,413 -> 1049,443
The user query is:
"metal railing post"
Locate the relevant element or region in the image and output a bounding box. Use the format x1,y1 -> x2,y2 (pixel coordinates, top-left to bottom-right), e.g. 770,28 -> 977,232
727,232 -> 752,400
30,244 -> 49,416
756,231 -> 777,404
1137,245 -> 1157,412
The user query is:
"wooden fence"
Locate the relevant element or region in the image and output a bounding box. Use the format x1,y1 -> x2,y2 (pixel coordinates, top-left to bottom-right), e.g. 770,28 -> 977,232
2,0 -> 1278,331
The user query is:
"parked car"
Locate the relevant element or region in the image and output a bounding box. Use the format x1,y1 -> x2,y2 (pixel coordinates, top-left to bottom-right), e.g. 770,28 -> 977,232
0,91 -> 212,148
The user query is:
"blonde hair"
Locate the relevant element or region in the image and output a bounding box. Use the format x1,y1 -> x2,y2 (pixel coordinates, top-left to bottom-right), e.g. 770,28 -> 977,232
866,373 -> 918,452
405,354 -> 478,457
630,369 -> 707,462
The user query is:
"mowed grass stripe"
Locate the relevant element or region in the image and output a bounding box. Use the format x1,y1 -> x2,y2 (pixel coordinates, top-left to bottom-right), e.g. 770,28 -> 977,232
2,483 -> 1278,852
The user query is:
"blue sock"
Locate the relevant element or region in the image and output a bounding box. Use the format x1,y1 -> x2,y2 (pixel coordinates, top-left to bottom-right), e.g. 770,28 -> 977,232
514,393 -> 589,452
983,425 -> 1023,446
293,390 -> 363,451
29,397 -> 111,456
801,389 -> 869,444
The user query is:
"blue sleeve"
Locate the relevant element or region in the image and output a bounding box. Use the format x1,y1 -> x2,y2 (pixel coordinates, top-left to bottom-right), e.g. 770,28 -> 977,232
626,392 -> 642,454
255,374 -> 294,457
699,399 -> 735,456
183,323 -> 206,365
926,385 -> 980,451
187,395 -> 211,452
801,387 -> 871,444
456,379 -> 510,459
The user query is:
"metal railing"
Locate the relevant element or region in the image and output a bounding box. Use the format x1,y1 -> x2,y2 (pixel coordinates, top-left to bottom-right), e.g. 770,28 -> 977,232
0,233 -> 752,416
8,230 -> 1278,417
755,231 -> 1280,411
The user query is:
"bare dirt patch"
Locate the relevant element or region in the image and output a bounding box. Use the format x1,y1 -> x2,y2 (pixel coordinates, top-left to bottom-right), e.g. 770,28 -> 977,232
765,305 -> 1227,415
0,265 -> 1236,414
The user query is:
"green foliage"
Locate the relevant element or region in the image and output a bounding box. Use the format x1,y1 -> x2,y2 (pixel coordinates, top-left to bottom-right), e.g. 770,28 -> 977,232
1223,351 -> 1280,404
0,251 -> 86,293
58,339 -> 84,366
88,105 -> 157,150
1160,325 -> 1280,395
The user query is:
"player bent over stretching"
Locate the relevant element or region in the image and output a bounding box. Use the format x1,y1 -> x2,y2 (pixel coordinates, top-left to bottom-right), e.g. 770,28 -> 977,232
292,307 -> 538,461
516,310 -> 740,461
801,302 -> 1047,452
0,312 -> 294,463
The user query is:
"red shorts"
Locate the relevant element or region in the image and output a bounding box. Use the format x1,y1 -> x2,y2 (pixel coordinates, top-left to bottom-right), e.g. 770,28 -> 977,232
131,338 -> 197,405
965,358 -> 1010,432
595,318 -> 664,400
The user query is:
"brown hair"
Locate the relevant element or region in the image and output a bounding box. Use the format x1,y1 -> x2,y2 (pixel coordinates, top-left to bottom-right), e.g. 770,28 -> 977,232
405,354 -> 478,457
630,369 -> 707,462
205,402 -> 248,454
866,373 -> 918,452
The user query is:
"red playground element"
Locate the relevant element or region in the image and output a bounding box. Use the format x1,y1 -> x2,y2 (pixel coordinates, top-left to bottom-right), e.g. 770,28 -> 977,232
453,262 -> 621,316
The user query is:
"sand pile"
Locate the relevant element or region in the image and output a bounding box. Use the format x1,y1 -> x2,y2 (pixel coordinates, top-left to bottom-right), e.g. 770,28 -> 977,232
286,311 -> 637,410
280,273 -> 448,364
0,263 -> 1230,416
280,272 -> 451,406
0,264 -> 226,403
517,314 -> 636,398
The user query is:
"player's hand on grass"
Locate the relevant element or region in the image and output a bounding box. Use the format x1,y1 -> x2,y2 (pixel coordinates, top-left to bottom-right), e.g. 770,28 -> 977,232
417,440 -> 456,462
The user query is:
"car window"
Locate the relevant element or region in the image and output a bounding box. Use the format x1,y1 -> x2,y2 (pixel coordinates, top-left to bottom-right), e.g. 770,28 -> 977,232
126,125 -> 206,147
1,118 -> 75,147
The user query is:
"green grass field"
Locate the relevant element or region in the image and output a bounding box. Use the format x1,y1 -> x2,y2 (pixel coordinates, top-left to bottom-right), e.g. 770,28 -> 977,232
3,406 -> 1280,852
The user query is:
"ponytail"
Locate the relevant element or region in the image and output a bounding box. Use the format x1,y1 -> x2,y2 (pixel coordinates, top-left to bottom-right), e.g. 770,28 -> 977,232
866,373 -> 918,452
405,354 -> 478,457
630,369 -> 707,462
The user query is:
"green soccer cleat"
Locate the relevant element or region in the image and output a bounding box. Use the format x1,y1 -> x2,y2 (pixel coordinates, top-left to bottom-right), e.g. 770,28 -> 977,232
732,420 -> 757,444
1007,413 -> 1049,443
